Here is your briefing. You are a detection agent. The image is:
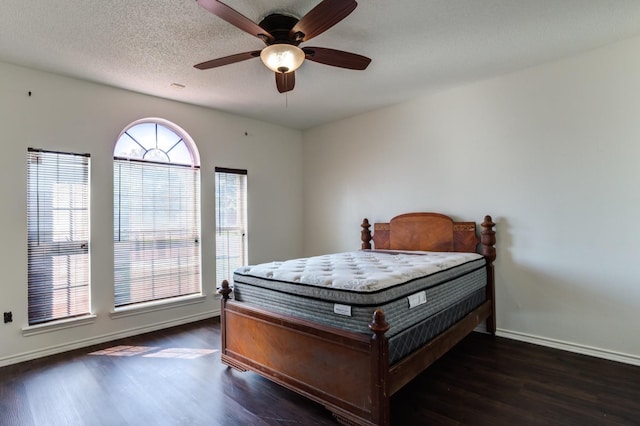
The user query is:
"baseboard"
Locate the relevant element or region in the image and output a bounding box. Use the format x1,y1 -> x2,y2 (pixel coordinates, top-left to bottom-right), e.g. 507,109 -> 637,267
496,328 -> 640,367
0,309 -> 220,368
6,316 -> 637,369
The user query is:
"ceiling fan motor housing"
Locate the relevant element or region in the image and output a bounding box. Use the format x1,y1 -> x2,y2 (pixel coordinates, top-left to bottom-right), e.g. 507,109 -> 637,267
258,14 -> 303,46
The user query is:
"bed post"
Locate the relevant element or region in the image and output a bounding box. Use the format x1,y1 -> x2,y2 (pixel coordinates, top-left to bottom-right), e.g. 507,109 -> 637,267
361,218 -> 372,250
218,280 -> 232,362
480,215 -> 497,335
219,279 -> 232,300
369,309 -> 391,426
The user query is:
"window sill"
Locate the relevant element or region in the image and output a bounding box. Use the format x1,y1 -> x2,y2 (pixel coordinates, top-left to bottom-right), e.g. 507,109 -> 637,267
110,294 -> 207,319
22,314 -> 97,337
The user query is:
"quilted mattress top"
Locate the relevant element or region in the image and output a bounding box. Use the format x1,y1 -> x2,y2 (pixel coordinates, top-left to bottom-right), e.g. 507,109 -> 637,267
234,250 -> 483,293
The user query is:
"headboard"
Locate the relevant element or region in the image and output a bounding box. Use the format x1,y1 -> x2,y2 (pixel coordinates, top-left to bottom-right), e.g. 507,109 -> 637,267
361,212 -> 496,260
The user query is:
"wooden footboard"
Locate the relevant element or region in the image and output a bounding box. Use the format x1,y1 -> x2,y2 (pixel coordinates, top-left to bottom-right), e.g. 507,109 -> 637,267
219,285 -> 391,425
218,213 -> 496,425
219,282 -> 492,425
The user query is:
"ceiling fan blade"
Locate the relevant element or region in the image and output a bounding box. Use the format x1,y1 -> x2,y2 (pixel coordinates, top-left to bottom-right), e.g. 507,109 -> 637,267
303,47 -> 371,70
290,0 -> 357,42
196,0 -> 274,42
275,71 -> 295,93
194,51 -> 261,70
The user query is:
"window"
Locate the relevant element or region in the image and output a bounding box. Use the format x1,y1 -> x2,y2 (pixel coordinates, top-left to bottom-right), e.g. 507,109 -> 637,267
27,149 -> 90,325
113,119 -> 200,308
215,168 -> 247,285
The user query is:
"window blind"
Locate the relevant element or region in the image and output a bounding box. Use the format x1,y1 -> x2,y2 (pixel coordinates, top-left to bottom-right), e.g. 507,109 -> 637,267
215,168 -> 247,285
27,148 -> 90,325
114,159 -> 201,307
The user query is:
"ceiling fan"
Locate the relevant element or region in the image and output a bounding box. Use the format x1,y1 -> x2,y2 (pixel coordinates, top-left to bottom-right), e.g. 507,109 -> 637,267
194,0 -> 371,93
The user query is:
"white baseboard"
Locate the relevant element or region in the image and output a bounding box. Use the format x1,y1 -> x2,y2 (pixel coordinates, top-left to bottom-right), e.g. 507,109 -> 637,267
496,328 -> 640,367
0,309 -> 220,368
6,315 -> 638,369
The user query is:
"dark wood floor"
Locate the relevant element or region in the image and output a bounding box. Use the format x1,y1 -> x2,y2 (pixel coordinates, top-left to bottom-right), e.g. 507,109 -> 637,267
1,318 -> 639,426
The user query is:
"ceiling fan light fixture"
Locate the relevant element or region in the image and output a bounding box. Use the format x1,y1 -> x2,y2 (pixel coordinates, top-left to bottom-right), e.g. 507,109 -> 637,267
260,44 -> 305,73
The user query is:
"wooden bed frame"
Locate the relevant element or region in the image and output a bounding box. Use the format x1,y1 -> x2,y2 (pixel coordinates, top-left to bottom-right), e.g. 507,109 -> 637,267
218,212 -> 496,425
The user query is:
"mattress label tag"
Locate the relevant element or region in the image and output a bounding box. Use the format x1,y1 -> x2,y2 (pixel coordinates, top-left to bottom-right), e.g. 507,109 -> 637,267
408,291 -> 427,309
333,304 -> 352,316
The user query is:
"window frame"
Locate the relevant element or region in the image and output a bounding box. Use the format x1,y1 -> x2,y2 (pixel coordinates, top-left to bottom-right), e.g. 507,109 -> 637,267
113,119 -> 202,310
27,148 -> 91,326
215,167 -> 248,286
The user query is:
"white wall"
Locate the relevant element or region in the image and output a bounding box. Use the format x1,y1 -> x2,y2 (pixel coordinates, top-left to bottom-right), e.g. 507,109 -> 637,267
0,61 -> 303,366
303,35 -> 640,364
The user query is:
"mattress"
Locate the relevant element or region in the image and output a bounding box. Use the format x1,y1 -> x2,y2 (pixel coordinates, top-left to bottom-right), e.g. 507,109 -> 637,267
232,250 -> 487,363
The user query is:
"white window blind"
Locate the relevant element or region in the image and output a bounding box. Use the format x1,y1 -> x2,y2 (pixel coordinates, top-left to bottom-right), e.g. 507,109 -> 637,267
215,168 -> 248,285
114,159 -> 201,307
27,148 -> 90,325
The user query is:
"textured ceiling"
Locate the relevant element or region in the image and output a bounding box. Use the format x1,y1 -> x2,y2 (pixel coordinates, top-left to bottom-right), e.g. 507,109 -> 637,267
1,1 -> 640,130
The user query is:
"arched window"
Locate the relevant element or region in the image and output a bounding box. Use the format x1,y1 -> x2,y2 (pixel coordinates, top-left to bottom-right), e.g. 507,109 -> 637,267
113,118 -> 201,308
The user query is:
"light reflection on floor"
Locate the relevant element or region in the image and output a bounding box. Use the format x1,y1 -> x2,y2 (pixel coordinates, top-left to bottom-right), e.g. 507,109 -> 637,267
89,345 -> 218,359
